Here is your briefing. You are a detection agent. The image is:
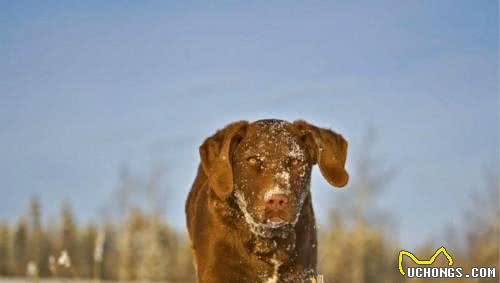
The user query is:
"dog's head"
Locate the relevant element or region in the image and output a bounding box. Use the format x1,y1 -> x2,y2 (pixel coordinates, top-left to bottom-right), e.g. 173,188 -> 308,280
200,119 -> 348,234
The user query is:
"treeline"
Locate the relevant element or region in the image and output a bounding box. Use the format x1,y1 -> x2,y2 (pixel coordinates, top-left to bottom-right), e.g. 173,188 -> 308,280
2,190 -> 497,283
318,179 -> 499,283
317,133 -> 499,283
0,198 -> 194,282
0,135 -> 498,283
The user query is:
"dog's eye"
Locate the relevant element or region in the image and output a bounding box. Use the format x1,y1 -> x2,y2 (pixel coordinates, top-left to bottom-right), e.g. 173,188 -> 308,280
247,156 -> 261,166
289,158 -> 300,166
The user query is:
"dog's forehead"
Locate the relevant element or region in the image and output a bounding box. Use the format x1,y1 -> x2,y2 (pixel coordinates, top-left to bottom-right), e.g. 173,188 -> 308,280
245,120 -> 294,144
240,120 -> 305,159
252,119 -> 293,135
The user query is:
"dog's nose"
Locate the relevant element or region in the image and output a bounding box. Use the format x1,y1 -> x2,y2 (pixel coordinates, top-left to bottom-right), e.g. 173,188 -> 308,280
265,194 -> 289,211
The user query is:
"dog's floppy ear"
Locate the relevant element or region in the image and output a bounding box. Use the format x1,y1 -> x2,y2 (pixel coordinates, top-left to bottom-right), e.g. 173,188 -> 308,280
293,120 -> 349,188
199,121 -> 248,200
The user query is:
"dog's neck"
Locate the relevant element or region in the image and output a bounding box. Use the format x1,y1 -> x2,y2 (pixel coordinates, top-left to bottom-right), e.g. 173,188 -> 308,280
251,230 -> 296,260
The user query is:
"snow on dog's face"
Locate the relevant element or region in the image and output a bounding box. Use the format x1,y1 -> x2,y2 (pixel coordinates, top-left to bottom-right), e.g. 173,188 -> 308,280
232,120 -> 313,227
199,119 -> 349,237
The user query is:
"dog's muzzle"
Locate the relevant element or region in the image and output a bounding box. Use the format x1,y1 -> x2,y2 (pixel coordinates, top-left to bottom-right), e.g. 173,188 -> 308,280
233,190 -> 308,238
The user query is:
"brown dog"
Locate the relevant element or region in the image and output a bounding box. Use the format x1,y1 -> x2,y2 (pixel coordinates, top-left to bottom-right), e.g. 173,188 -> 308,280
186,119 -> 348,283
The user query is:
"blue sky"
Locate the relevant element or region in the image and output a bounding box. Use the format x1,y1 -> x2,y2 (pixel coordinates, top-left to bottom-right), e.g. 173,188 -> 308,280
1,1 -> 498,248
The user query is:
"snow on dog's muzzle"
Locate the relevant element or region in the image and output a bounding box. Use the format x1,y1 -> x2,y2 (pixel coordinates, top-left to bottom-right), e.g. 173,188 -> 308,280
234,187 -> 308,238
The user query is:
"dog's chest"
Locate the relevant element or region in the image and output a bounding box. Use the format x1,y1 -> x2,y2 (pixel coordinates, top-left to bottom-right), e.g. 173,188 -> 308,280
246,234 -> 301,283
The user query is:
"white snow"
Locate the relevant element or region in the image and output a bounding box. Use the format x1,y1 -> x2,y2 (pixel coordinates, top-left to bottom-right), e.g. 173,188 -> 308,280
275,171 -> 290,187
288,140 -> 305,160
263,185 -> 290,201
263,257 -> 281,283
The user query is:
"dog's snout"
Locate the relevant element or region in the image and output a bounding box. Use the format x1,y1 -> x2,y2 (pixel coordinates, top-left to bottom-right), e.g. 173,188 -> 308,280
265,194 -> 289,211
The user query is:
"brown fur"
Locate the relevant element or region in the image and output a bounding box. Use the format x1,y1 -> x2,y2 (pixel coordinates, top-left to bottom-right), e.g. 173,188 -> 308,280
186,119 -> 348,283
